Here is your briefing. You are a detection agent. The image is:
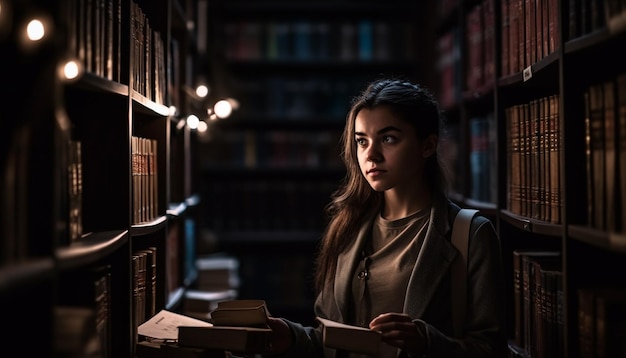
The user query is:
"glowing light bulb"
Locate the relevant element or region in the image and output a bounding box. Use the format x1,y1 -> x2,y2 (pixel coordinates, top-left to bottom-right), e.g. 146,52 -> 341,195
195,84 -> 209,98
26,19 -> 44,41
214,99 -> 232,119
197,121 -> 208,133
187,114 -> 199,129
63,60 -> 80,80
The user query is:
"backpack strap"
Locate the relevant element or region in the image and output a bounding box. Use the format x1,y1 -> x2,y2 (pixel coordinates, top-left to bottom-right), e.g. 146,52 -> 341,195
450,208 -> 479,338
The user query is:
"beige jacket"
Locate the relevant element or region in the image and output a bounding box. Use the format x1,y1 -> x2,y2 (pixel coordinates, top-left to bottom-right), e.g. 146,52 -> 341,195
272,194 -> 507,358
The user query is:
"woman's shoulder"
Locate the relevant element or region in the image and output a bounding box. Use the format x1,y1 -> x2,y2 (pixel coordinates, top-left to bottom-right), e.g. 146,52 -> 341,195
444,199 -> 496,236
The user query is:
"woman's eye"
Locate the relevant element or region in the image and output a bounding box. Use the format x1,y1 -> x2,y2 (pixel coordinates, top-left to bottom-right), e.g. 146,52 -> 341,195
355,138 -> 366,146
382,136 -> 396,143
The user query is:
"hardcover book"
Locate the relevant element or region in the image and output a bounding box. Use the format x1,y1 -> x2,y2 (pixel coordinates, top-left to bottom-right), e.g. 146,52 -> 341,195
316,317 -> 382,356
177,325 -> 272,354
136,340 -> 226,358
512,250 -> 560,349
177,299 -> 273,354
183,289 -> 238,318
209,299 -> 270,327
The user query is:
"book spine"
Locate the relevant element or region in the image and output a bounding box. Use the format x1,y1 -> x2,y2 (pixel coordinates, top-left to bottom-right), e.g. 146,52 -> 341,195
578,288 -> 595,358
513,251 -> 524,347
548,95 -> 560,223
554,272 -> 564,358
501,0 -> 510,76
522,255 -> 533,352
539,97 -> 548,221
619,74 -> 626,230
105,0 -> 113,80
603,79 -> 617,231
589,84 -> 605,229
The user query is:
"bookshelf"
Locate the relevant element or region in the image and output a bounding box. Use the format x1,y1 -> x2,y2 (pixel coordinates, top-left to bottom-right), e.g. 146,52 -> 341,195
197,0 -> 429,326
1,0 -> 204,356
434,0 -> 626,357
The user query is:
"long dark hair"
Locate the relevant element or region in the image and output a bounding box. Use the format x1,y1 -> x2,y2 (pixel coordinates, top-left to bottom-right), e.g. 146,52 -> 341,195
314,78 -> 448,292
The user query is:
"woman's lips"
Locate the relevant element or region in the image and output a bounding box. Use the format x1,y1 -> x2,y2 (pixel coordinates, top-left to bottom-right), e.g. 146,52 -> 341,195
367,168 -> 385,177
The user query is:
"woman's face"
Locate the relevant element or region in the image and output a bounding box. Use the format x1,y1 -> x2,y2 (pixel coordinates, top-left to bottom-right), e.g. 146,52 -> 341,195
354,106 -> 434,193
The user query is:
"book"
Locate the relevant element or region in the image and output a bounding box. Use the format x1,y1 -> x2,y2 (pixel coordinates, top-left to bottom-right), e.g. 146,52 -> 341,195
520,103 -> 529,216
55,264 -> 112,358
133,250 -> 148,327
54,306 -> 103,357
618,73 -> 626,231
177,299 -> 273,354
209,299 -> 270,327
195,255 -> 241,291
577,287 -> 626,358
138,310 -> 212,341
594,288 -> 626,358
68,139 -> 83,242
136,341 -> 226,358
523,254 -> 560,355
316,317 -> 382,356
529,256 -> 561,358
501,0 -> 510,76
512,250 -> 560,349
548,95 -> 560,224
554,271 -> 564,358
177,325 -> 272,354
508,105 -> 522,215
603,79 -> 617,232
529,99 -> 540,220
588,83 -> 605,229
137,247 -> 157,322
183,289 -> 238,319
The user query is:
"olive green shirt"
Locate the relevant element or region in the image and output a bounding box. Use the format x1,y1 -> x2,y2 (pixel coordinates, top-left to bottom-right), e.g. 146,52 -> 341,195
350,209 -> 430,358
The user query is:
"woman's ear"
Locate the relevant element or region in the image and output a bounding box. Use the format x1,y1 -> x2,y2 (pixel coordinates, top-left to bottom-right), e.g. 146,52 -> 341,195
421,134 -> 438,158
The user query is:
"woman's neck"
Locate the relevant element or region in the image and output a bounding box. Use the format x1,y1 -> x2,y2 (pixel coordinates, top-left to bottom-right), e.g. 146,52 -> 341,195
381,188 -> 432,221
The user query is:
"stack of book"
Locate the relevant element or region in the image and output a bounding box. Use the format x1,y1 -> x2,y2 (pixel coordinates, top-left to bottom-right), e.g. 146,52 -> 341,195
182,255 -> 240,320
194,255 -> 240,292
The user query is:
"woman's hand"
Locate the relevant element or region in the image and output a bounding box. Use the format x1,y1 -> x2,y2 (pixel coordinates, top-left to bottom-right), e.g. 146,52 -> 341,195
266,316 -> 293,354
369,313 -> 427,356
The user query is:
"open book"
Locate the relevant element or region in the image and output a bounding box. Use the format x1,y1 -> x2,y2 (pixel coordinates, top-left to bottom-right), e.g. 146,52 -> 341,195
316,317 -> 382,356
177,299 -> 273,354
137,309 -> 212,341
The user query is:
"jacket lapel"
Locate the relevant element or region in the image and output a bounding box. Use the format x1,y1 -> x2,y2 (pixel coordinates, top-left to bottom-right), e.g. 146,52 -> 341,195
330,195 -> 460,322
334,219 -> 372,321
404,196 -> 458,318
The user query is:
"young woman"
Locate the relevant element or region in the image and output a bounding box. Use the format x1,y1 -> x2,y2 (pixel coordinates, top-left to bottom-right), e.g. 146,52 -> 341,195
264,79 -> 506,358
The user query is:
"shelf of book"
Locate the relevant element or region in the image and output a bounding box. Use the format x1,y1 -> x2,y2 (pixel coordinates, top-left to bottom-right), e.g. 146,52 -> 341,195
2,0 -> 207,357
434,0 -> 626,357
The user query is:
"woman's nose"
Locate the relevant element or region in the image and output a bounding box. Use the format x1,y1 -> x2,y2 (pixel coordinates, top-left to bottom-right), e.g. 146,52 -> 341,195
365,144 -> 382,162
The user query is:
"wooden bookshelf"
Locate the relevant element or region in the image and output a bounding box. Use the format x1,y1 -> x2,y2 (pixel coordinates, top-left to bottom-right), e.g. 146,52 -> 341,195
434,1 -> 626,357
1,0 -> 204,356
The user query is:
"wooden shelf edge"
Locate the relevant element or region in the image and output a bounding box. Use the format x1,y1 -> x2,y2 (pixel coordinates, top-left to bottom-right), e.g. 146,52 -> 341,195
56,230 -> 129,270
131,215 -> 168,236
500,210 -> 562,237
568,225 -> 626,254
0,258 -> 55,292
